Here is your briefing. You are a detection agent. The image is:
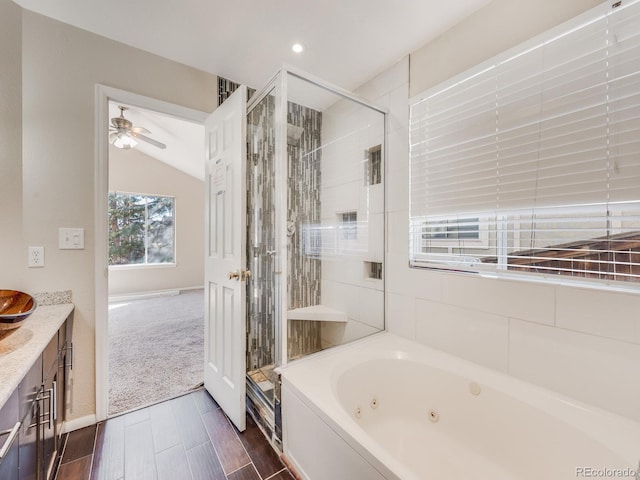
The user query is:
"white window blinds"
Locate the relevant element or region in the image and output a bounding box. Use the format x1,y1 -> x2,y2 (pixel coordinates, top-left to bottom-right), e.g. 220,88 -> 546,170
409,0 -> 640,287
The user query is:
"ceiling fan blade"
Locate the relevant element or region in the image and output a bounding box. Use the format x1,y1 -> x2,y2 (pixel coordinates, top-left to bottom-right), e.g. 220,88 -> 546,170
131,132 -> 166,149
131,126 -> 151,134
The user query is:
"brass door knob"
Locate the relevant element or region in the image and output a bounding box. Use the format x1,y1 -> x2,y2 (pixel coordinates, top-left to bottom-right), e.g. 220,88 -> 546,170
241,269 -> 252,281
228,271 -> 240,281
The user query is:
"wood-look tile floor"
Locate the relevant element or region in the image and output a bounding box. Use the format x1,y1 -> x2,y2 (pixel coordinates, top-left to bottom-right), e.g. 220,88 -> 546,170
55,389 -> 294,480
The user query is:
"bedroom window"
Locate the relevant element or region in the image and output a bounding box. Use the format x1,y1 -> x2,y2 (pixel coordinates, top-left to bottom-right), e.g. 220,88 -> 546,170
409,0 -> 640,288
108,192 -> 175,266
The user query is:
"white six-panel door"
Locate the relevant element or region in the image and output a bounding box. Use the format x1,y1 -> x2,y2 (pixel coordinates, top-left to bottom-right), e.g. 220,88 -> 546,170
203,86 -> 247,431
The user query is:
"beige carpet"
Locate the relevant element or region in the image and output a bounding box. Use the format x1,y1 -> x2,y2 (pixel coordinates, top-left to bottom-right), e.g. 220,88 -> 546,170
108,289 -> 204,415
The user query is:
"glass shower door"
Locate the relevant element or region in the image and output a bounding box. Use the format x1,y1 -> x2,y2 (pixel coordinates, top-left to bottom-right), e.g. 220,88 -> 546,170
242,68 -> 386,446
246,89 -> 278,410
285,72 -> 386,361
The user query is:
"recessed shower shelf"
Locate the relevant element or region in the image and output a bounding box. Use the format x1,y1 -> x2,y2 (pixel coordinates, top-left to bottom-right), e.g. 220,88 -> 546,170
287,305 -> 348,323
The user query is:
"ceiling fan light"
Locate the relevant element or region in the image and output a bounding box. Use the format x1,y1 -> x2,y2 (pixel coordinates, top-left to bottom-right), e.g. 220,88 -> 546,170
112,133 -> 137,149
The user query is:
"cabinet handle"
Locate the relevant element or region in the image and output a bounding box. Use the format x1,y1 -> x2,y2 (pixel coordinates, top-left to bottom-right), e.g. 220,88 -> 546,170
52,381 -> 57,421
39,388 -> 54,429
29,388 -> 43,429
0,421 -> 21,461
69,342 -> 74,370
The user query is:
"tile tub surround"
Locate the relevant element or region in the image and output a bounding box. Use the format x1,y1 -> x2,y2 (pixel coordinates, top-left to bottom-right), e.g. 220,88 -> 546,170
362,55 -> 640,424
0,303 -> 74,407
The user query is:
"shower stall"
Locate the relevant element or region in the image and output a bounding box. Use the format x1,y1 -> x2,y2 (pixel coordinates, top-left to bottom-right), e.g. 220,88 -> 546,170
242,67 -> 386,444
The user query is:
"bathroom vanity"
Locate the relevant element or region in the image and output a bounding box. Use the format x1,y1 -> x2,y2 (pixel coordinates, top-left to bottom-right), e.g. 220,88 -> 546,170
0,303 -> 73,480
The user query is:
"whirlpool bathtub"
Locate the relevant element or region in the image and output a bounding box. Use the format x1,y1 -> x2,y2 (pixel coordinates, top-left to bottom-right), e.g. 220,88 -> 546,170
280,333 -> 640,480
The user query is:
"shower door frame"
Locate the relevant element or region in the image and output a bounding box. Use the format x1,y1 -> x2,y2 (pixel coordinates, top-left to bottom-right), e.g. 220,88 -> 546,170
245,71 -> 288,386
245,65 -> 388,436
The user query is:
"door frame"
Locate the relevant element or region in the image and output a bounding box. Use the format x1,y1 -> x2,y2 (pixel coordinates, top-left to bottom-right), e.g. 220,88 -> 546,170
94,85 -> 209,421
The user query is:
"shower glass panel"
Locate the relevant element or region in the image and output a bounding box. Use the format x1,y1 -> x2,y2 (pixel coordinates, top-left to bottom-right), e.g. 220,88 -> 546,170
246,88 -> 278,407
285,72 -> 386,362
243,68 -> 386,441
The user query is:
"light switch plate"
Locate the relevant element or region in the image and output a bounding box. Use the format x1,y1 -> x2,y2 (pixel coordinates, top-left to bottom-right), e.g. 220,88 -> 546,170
59,228 -> 85,250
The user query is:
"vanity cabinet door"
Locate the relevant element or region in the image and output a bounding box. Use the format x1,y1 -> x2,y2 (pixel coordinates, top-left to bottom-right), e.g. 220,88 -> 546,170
19,357 -> 43,480
5,318 -> 72,480
0,389 -> 20,480
18,389 -> 41,480
42,336 -> 58,480
56,321 -> 68,442
19,356 -> 42,422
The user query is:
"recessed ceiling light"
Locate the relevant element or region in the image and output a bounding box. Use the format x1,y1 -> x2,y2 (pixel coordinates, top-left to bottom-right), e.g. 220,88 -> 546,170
292,43 -> 304,53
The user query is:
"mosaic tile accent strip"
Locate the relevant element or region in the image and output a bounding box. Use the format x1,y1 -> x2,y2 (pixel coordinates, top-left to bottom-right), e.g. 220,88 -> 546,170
286,102 -> 322,360
217,77 -> 240,107
246,93 -> 277,371
34,290 -> 73,306
218,76 -> 256,106
245,94 -> 324,368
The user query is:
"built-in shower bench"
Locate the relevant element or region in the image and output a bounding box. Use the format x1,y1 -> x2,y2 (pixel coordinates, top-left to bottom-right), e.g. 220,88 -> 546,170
286,305 -> 348,322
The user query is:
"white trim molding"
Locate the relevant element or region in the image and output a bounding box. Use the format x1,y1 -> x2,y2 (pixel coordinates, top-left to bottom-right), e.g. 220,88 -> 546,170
94,84 -> 209,421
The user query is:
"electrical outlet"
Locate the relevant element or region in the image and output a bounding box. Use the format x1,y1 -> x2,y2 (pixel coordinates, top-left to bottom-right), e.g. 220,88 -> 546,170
28,246 -> 45,267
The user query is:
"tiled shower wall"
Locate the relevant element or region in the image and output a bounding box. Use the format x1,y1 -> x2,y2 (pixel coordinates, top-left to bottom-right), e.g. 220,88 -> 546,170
319,96 -> 385,349
242,82 -> 324,368
218,77 -> 240,106
286,102 -> 323,360
246,93 -> 277,371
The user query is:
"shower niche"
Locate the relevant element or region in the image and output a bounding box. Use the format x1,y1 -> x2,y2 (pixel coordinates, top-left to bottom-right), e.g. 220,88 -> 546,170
239,67 -> 386,443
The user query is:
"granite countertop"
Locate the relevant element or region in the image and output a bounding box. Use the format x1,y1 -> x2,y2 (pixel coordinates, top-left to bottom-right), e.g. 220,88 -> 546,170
0,303 -> 74,408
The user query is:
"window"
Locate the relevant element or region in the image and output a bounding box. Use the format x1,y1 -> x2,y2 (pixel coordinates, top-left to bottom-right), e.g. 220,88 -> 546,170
409,0 -> 640,288
108,192 -> 175,266
420,216 -> 487,242
339,211 -> 358,240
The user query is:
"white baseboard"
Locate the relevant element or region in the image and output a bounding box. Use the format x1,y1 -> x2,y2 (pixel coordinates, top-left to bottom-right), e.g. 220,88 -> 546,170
108,286 -> 203,304
63,414 -> 97,433
178,285 -> 205,292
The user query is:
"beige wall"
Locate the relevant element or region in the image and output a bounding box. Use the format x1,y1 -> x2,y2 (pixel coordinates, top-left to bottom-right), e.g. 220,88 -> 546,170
18,9 -> 217,421
108,146 -> 204,296
0,0 -> 23,289
409,0 -> 602,96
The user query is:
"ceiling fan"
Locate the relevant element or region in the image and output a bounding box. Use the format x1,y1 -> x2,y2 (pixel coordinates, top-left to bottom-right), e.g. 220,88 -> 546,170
109,105 -> 166,150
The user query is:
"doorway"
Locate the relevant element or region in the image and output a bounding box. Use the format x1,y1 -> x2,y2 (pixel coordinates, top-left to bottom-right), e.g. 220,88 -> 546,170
95,86 -> 209,420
